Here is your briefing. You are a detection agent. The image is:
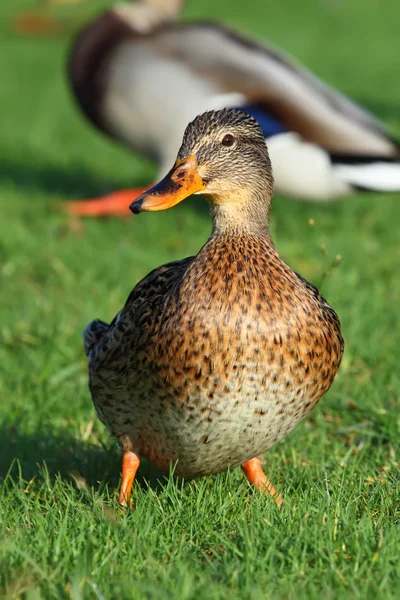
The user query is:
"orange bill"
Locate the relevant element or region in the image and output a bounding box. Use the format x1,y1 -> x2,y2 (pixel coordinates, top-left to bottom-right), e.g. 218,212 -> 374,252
130,154 -> 205,214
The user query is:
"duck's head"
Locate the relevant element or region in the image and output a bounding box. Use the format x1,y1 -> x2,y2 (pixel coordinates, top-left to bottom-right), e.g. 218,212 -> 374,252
130,109 -> 274,233
114,0 -> 184,33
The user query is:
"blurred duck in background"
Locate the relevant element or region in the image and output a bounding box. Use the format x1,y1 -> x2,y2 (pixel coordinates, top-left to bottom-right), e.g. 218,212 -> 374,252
66,0 -> 400,217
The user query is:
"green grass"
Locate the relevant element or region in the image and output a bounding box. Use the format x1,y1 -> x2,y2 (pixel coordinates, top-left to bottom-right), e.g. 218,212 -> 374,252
1,1 -> 399,598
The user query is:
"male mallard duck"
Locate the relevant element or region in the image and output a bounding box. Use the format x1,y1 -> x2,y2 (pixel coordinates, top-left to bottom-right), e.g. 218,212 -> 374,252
84,109 -> 344,507
66,0 -> 400,217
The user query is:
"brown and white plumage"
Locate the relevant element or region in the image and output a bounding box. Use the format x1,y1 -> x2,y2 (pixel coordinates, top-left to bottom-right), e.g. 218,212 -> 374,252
66,0 -> 400,218
84,109 -> 344,507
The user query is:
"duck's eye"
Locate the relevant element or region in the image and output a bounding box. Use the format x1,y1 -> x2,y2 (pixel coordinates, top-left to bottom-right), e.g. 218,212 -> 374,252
221,134 -> 235,147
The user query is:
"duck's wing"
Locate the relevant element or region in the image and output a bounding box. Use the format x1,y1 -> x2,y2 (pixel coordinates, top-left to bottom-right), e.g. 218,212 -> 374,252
162,22 -> 399,158
70,15 -> 398,156
84,257 -> 194,363
294,272 -> 344,356
116,256 -> 194,321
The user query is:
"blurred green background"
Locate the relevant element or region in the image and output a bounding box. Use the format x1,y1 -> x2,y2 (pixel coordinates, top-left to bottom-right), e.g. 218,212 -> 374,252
0,1 -> 399,599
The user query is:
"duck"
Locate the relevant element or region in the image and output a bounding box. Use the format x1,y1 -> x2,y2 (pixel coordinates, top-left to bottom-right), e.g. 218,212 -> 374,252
83,108 -> 344,507
65,0 -> 400,217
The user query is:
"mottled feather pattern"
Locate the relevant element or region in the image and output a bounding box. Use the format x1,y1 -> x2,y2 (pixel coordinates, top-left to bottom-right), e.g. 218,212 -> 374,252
89,258 -> 194,366
87,234 -> 343,478
83,319 -> 108,357
84,108 -> 343,487
179,109 -> 265,158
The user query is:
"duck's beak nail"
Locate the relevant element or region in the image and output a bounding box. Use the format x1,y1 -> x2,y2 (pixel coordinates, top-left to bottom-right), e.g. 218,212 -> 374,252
129,154 -> 205,213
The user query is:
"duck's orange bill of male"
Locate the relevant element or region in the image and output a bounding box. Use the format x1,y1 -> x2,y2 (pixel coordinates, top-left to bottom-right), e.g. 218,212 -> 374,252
130,154 -> 205,214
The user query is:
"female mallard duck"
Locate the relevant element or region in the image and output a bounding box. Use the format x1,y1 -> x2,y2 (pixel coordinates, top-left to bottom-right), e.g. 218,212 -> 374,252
84,109 -> 344,507
66,0 -> 400,217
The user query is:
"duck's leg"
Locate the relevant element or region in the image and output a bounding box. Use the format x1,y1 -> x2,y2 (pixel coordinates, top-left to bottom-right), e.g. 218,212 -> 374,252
118,450 -> 141,508
63,187 -> 152,218
241,457 -> 283,506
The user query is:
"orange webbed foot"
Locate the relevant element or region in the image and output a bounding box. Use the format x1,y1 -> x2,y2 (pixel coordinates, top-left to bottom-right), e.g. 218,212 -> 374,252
63,187 -> 151,218
241,457 -> 283,506
118,451 -> 140,510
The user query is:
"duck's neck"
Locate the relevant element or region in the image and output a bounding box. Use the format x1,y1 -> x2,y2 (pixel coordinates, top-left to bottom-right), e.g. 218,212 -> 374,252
209,189 -> 272,239
140,0 -> 184,18
115,0 -> 183,31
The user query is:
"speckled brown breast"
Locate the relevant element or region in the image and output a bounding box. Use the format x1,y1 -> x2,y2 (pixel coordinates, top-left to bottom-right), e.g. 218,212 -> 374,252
89,234 -> 343,478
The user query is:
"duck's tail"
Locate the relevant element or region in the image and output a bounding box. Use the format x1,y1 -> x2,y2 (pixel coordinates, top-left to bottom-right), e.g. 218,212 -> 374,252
262,132 -> 400,200
83,319 -> 109,357
330,154 -> 400,193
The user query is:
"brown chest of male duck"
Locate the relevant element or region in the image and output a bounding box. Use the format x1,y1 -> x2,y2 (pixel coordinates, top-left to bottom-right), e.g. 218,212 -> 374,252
84,109 -> 344,507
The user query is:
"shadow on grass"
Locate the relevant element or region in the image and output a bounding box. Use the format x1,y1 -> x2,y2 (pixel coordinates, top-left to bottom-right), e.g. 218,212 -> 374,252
0,154 -> 148,200
0,424 -> 166,495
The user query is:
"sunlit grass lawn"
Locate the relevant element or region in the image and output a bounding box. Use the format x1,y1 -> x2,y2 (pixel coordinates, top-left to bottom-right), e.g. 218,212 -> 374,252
0,1 -> 399,598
